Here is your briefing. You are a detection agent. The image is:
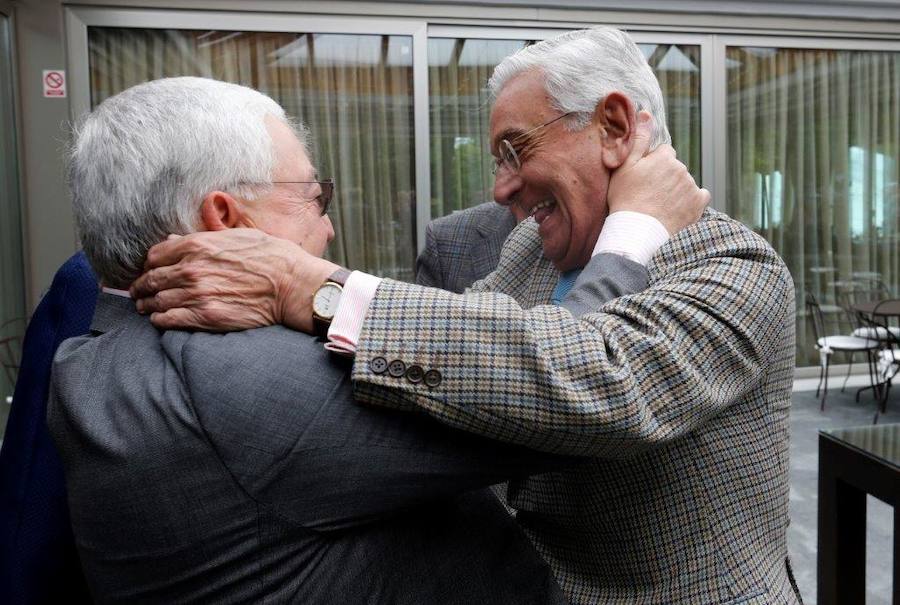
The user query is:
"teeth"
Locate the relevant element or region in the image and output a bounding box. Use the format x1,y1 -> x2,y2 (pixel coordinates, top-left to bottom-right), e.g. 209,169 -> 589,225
529,200 -> 556,217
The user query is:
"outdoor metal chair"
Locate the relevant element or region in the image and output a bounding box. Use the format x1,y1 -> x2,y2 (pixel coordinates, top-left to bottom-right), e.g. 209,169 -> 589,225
856,300 -> 900,423
805,293 -> 881,410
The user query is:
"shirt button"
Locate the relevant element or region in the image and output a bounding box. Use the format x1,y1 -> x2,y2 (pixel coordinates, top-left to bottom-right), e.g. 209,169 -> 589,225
424,369 -> 442,388
388,359 -> 407,377
405,365 -> 424,383
369,356 -> 388,374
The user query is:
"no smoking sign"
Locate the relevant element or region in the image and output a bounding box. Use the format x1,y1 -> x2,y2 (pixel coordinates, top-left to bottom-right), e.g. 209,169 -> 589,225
43,70 -> 67,98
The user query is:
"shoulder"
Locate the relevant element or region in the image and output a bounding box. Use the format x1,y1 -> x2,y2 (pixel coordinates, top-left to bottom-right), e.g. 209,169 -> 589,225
649,209 -> 789,280
429,202 -> 508,239
177,326 -> 349,438
178,326 -> 347,394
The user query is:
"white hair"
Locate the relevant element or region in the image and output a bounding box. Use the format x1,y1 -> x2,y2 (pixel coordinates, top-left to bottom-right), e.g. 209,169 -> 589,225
68,76 -> 309,287
488,26 -> 671,148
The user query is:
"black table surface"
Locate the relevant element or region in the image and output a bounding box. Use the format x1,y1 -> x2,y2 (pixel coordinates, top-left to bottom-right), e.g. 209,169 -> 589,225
852,300 -> 900,317
821,424 -> 900,470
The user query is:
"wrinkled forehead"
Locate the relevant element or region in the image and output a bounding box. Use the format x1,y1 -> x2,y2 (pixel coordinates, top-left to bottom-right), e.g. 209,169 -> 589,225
489,70 -> 555,155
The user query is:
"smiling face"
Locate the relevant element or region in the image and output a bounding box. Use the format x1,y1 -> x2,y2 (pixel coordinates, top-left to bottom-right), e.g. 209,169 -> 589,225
239,117 -> 335,258
490,70 -> 612,272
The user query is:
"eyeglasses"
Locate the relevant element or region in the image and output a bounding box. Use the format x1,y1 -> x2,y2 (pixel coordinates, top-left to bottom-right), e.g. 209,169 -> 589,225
491,112 -> 573,176
270,178 -> 335,216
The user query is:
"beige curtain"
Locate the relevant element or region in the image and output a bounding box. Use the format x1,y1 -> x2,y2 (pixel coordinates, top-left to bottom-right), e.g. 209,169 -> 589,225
428,38 -> 528,218
727,47 -> 900,365
88,28 -> 416,281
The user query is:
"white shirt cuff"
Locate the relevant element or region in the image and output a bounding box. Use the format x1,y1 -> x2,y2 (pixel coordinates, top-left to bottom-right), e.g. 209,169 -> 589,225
593,211 -> 670,266
325,271 -> 382,355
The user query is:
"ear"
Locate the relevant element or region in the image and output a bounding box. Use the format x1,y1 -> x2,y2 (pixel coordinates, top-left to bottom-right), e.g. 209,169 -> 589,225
199,191 -> 250,231
594,92 -> 637,171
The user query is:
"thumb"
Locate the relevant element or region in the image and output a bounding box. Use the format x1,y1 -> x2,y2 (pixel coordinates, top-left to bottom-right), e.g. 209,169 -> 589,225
623,111 -> 653,168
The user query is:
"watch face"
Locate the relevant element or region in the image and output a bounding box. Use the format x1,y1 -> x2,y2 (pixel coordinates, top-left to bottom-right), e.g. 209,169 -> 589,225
313,283 -> 342,319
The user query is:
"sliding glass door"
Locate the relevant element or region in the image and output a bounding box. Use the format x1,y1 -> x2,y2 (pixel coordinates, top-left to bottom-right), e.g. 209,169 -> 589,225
723,41 -> 900,365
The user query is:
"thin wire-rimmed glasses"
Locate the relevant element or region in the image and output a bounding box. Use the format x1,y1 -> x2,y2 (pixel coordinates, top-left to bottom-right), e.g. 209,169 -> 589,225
269,178 -> 335,216
491,112 -> 574,176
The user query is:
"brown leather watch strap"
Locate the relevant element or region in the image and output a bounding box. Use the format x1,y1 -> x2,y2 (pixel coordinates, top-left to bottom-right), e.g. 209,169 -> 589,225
313,267 -> 351,339
328,267 -> 352,287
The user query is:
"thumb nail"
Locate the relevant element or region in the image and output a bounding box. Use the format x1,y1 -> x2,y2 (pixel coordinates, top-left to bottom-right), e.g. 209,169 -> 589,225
167,233 -> 182,240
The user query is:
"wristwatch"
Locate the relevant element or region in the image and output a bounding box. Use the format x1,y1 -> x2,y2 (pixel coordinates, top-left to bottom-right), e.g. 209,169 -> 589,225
312,268 -> 352,339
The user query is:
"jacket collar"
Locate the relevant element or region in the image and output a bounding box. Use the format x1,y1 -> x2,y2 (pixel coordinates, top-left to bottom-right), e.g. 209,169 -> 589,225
90,292 -> 143,335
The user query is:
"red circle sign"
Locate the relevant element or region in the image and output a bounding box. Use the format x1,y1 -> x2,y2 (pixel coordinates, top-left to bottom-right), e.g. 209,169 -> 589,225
45,72 -> 64,89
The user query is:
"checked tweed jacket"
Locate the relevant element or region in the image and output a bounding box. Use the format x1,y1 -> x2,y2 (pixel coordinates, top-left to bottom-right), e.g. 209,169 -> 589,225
415,202 -> 517,293
351,209 -> 800,604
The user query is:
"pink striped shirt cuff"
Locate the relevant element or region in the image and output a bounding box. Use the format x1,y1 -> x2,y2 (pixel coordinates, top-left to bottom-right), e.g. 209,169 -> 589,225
325,271 -> 383,356
593,211 -> 669,266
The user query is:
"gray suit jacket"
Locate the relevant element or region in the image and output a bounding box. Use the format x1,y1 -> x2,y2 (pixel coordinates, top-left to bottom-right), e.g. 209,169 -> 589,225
416,202 -> 516,293
47,294 -> 574,604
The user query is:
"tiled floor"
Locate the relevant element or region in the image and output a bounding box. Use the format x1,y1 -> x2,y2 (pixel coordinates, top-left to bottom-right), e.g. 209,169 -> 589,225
789,386 -> 897,604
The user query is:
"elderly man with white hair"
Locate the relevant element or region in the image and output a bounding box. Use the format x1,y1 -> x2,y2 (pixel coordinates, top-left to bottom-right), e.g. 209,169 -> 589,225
133,27 -> 798,605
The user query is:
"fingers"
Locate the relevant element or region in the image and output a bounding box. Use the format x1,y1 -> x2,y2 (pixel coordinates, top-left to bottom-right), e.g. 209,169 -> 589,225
131,264 -> 194,300
624,111 -> 654,167
135,287 -> 193,315
149,308 -> 203,331
142,233 -> 204,270
149,304 -> 238,333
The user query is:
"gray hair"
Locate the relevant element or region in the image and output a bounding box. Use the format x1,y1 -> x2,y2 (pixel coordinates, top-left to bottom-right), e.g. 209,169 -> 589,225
488,26 -> 671,148
68,76 -> 309,287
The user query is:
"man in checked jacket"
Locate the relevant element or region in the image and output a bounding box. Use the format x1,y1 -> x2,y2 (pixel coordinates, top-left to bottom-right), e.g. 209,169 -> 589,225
134,27 -> 800,605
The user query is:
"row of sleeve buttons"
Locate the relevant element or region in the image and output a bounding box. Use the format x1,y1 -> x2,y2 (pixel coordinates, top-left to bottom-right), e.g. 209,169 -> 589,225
369,356 -> 442,387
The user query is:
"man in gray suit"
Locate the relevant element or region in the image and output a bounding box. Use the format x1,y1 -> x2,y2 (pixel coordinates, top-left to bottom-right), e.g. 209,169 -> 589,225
47,77 -> 619,604
416,202 -> 518,293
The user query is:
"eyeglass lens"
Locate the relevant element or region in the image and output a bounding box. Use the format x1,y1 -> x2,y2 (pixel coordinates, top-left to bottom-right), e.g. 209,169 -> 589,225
317,179 -> 334,216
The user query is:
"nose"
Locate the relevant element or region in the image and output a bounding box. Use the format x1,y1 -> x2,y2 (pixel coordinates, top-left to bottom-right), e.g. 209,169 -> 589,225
323,214 -> 335,243
492,169 -> 522,207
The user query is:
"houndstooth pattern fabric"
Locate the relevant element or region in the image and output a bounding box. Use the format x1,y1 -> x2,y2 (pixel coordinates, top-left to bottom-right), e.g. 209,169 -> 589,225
352,209 -> 798,604
416,201 -> 516,293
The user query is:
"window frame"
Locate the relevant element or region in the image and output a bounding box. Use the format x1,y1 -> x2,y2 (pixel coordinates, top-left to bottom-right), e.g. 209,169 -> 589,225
65,6 -> 433,252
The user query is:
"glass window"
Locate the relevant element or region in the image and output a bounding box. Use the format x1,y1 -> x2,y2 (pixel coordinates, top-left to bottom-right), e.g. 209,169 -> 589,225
88,27 -> 416,281
638,44 -> 702,185
726,46 -> 900,365
428,37 -> 702,218
0,13 -> 25,442
428,38 -> 530,218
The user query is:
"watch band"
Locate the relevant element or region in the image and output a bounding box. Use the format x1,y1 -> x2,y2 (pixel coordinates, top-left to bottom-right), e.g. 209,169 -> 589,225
313,267 -> 352,339
327,268 -> 352,287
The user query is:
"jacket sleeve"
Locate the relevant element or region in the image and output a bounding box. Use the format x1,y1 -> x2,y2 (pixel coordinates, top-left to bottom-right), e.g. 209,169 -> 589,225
351,214 -> 794,457
179,326 -> 572,531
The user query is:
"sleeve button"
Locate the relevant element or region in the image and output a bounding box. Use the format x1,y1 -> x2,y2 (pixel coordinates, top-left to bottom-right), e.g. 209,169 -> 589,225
369,356 -> 388,374
423,369 -> 442,388
388,359 -> 407,377
405,364 -> 424,383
